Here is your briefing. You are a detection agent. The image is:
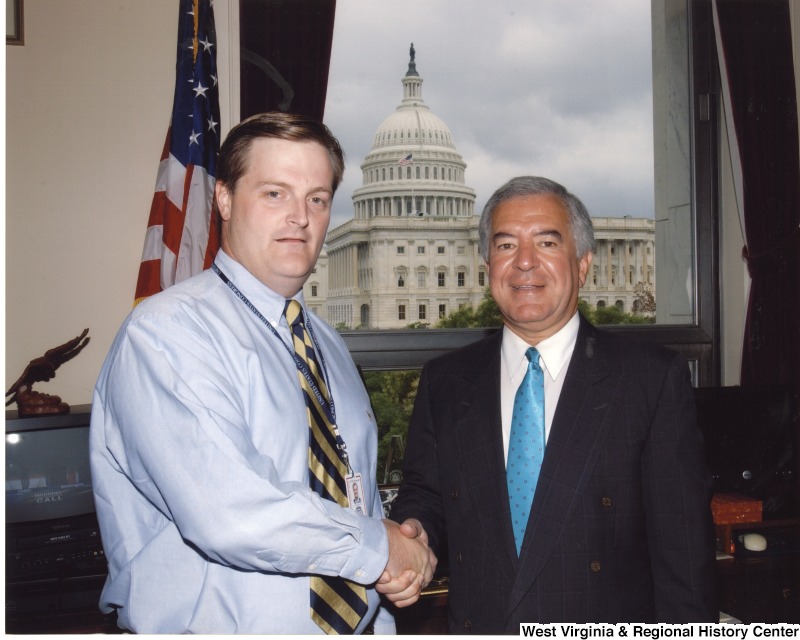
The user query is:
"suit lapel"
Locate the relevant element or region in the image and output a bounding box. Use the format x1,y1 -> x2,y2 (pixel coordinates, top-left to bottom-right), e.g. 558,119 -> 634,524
506,319 -> 619,616
452,331 -> 518,582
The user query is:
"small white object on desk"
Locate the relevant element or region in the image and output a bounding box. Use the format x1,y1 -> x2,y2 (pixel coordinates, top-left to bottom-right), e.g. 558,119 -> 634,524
739,532 -> 768,552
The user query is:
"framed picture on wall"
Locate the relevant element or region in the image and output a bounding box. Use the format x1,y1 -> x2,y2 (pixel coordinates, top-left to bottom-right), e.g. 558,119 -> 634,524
7,0 -> 23,45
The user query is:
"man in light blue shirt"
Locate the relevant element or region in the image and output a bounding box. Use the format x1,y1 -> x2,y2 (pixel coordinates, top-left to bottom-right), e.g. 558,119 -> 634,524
90,113 -> 435,634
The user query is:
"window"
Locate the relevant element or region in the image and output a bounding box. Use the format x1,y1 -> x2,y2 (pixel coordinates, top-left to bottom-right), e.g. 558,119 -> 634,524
438,304 -> 447,319
398,304 -> 406,320
396,246 -> 405,255
457,246 -> 466,255
328,0 -> 718,387
457,271 -> 465,287
311,285 -> 318,297
418,304 -> 426,320
417,271 -> 426,288
417,245 -> 425,255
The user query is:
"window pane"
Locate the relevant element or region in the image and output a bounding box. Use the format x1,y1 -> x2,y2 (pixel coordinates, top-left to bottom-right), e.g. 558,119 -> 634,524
363,369 -> 421,485
318,1 -> 693,330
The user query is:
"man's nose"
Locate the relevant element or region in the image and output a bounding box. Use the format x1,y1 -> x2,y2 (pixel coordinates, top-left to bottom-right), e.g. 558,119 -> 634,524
514,243 -> 541,270
286,197 -> 309,226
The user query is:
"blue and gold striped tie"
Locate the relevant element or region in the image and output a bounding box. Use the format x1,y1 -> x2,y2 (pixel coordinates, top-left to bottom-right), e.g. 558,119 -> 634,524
284,300 -> 369,634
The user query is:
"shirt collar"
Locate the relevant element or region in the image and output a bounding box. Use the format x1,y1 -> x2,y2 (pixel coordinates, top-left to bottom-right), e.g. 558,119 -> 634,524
213,250 -> 306,327
501,312 -> 580,382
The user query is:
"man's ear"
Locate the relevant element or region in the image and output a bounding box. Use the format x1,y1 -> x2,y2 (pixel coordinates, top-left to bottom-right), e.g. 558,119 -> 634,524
578,251 -> 593,287
216,181 -> 232,221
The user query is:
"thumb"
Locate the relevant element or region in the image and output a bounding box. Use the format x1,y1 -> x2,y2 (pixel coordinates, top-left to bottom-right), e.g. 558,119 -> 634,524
399,518 -> 426,541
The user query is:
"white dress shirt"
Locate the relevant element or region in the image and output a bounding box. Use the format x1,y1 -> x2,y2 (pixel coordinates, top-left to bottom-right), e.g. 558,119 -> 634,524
500,312 -> 580,465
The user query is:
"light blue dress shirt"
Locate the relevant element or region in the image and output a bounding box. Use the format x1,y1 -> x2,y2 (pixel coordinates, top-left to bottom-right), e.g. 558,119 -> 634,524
90,250 -> 394,634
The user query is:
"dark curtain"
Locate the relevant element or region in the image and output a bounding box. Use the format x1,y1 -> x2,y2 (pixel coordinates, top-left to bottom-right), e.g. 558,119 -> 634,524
239,0 -> 337,122
715,0 -> 800,399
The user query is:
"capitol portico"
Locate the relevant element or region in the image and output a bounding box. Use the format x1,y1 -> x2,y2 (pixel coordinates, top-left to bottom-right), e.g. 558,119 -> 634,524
584,216 -> 656,314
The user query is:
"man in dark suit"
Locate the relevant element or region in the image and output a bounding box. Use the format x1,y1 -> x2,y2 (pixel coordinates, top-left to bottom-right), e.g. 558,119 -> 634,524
386,176 -> 718,631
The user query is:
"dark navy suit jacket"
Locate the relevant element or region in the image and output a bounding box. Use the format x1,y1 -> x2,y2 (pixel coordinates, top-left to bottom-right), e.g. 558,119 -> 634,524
391,316 -> 718,633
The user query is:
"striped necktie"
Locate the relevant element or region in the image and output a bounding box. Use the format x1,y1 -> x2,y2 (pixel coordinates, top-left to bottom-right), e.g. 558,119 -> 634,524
284,300 -> 369,634
507,347 -> 545,556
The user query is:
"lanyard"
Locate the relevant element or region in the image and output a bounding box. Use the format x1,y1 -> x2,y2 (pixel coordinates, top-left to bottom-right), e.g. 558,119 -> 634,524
211,264 -> 351,468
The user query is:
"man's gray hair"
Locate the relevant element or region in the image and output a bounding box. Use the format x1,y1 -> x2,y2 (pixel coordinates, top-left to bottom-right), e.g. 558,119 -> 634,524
478,176 -> 596,262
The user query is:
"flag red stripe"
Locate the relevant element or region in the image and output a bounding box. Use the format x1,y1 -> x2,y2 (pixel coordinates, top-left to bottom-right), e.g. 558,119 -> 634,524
134,260 -> 162,304
204,201 -> 221,269
161,169 -> 189,254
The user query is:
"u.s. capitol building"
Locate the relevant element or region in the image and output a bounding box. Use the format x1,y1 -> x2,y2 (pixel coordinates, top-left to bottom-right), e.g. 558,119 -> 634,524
305,48 -> 655,329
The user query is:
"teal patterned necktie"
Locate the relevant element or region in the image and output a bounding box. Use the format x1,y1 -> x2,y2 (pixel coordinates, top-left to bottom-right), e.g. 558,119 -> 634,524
507,347 -> 545,556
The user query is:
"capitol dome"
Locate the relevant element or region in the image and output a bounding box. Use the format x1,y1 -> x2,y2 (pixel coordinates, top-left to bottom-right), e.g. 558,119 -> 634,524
372,107 -> 455,152
320,45 -> 483,332
352,44 -> 475,219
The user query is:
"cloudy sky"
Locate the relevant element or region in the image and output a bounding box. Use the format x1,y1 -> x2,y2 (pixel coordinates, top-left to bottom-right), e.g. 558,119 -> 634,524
323,0 -> 655,230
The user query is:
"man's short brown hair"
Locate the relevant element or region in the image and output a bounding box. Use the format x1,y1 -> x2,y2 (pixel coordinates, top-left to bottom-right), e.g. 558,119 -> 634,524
217,112 -> 345,194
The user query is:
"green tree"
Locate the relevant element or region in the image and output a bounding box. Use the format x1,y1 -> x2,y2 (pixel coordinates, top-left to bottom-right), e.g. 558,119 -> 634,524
362,369 -> 420,483
578,298 -> 595,323
591,304 -> 654,325
633,282 -> 657,314
436,288 -> 503,328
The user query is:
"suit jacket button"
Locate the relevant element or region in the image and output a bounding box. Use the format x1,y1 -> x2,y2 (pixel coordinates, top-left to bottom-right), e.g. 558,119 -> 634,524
590,560 -> 602,572
464,619 -> 472,629
601,496 -> 612,507
456,551 -> 463,563
451,489 -> 459,500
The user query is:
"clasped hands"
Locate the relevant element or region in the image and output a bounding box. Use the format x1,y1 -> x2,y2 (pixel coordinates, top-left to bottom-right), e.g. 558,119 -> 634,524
377,519 -> 437,607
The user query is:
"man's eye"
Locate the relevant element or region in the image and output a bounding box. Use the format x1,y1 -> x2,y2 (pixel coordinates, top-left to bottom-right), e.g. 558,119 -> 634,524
267,191 -> 281,198
310,196 -> 328,206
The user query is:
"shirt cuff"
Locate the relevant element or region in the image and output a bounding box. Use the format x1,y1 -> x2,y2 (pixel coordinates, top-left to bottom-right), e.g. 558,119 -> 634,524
338,513 -> 388,585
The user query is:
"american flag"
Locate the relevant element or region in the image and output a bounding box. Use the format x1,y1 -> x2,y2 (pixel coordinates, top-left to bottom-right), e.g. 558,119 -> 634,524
134,0 -> 221,304
398,153 -> 413,166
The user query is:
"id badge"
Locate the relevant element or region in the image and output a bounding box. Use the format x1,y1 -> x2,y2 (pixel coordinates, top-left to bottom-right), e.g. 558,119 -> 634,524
346,473 -> 366,515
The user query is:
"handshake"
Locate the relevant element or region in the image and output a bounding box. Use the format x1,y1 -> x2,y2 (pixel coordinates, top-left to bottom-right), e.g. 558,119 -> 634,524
377,519 -> 438,607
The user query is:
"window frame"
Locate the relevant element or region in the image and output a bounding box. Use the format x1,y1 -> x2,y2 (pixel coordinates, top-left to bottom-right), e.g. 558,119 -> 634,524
339,0 -> 719,387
